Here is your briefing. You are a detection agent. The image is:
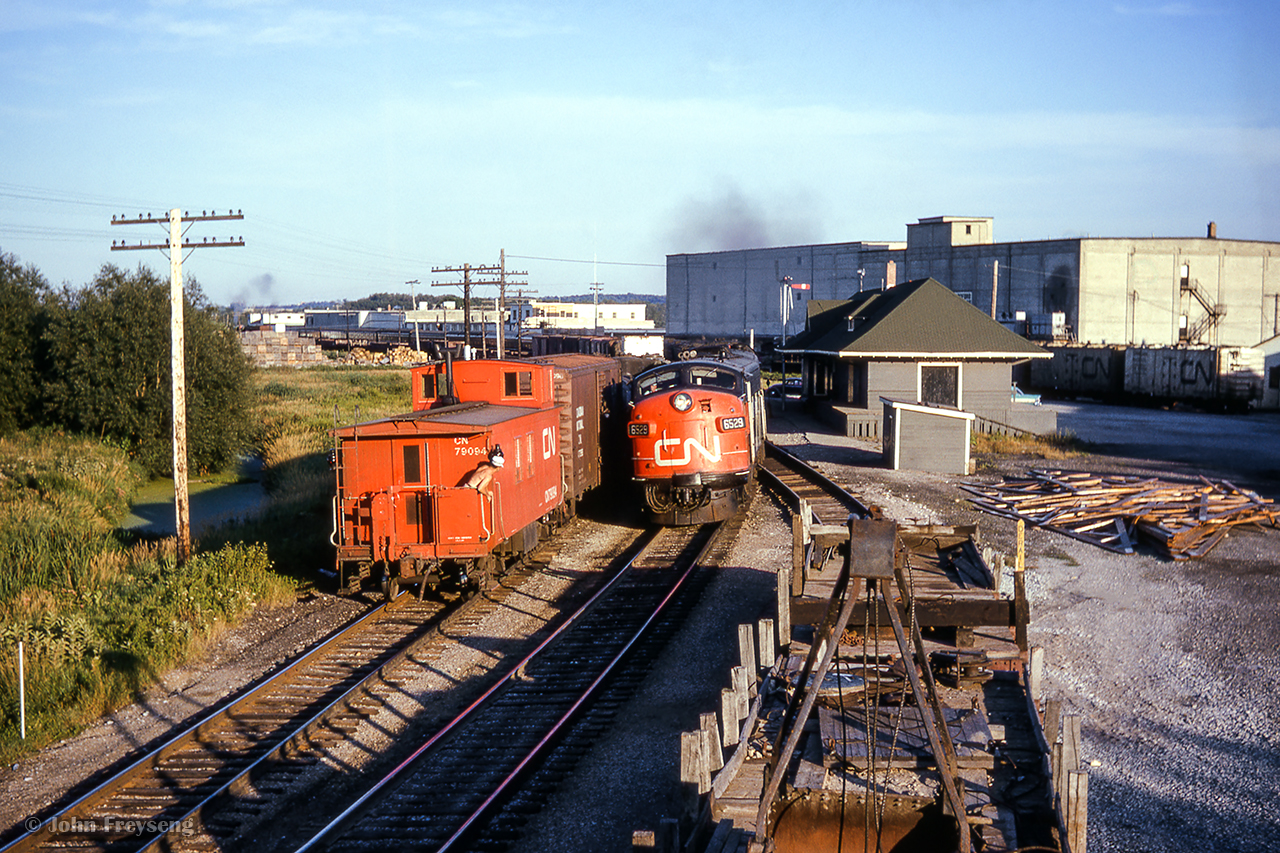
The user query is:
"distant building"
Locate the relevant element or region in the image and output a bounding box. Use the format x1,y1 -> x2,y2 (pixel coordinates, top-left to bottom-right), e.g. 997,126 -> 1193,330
404,302 -> 511,340
247,311 -> 305,331
525,300 -> 655,331
303,309 -> 405,332
667,216 -> 1280,349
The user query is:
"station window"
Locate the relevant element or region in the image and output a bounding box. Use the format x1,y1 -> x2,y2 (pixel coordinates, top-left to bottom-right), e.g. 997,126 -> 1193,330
920,364 -> 960,408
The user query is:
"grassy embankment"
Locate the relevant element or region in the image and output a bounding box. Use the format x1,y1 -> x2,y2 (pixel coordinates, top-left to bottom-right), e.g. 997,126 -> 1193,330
0,432 -> 290,763
199,366 -> 412,579
0,366 -> 410,764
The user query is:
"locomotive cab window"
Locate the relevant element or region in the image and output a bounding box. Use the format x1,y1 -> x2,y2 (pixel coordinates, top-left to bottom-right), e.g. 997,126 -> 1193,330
690,367 -> 740,391
635,369 -> 682,399
504,370 -> 534,397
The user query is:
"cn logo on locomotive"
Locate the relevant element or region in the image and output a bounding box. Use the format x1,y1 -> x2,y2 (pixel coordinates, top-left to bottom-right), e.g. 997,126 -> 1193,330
652,435 -> 722,468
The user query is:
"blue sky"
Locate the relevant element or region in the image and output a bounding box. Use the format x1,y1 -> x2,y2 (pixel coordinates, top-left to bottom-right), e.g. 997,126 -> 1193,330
2,1 -> 1277,306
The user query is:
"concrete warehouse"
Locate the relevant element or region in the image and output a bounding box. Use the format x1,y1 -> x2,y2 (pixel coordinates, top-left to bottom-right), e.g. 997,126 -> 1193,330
666,216 -> 1280,349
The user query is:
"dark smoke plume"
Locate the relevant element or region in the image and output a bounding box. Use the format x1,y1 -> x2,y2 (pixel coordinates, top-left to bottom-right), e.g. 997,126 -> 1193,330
666,181 -> 821,253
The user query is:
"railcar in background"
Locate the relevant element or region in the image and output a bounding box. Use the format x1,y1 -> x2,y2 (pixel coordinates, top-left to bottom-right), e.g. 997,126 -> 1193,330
626,346 -> 765,525
332,355 -> 622,598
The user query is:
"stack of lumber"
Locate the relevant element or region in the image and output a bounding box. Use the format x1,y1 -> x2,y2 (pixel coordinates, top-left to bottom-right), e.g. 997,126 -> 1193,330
345,345 -> 429,365
960,469 -> 1278,560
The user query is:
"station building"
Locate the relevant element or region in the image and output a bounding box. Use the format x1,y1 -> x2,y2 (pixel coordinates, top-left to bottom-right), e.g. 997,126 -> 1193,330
666,216 -> 1280,350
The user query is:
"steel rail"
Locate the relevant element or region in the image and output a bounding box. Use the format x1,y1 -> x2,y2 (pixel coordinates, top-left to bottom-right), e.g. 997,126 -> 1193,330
759,439 -> 874,521
436,525 -> 717,853
293,524 -> 718,853
137,597 -> 465,852
3,597 -> 447,853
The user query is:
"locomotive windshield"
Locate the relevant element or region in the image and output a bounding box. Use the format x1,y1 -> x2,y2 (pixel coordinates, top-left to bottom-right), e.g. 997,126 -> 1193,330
633,364 -> 742,399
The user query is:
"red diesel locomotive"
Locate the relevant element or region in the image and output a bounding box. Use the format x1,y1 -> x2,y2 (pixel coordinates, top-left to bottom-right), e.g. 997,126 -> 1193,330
331,354 -> 622,598
626,347 -> 765,525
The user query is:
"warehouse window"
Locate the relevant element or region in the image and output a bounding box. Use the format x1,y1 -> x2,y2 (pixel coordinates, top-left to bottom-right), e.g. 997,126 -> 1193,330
1271,366 -> 1280,390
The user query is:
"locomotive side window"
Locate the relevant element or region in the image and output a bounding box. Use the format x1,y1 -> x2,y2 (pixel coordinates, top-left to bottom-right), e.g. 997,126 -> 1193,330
504,370 -> 534,397
403,444 -> 422,484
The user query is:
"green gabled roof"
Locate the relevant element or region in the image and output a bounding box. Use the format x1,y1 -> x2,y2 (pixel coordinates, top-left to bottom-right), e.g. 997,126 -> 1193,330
784,278 -> 1050,359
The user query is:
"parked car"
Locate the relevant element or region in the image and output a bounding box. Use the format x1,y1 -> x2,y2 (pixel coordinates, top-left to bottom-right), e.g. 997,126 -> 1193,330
767,377 -> 803,399
1011,383 -> 1042,405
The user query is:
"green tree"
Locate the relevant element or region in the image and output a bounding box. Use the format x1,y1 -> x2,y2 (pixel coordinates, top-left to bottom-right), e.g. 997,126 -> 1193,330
42,265 -> 252,476
0,251 -> 50,434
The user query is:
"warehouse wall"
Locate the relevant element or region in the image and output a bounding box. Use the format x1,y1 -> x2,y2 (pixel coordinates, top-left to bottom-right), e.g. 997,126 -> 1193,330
666,241 -> 904,338
667,223 -> 1280,348
1078,238 -> 1280,347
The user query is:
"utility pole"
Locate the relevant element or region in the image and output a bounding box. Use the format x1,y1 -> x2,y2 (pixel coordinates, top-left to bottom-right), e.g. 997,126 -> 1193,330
590,282 -> 604,333
495,249 -> 527,360
406,279 -> 421,352
432,263 -> 498,353
433,256 -> 525,359
111,208 -> 244,565
508,286 -> 539,356
990,259 -> 999,319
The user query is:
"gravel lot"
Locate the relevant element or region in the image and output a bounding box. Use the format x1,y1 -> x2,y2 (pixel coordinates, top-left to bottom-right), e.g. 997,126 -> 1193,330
766,406 -> 1280,853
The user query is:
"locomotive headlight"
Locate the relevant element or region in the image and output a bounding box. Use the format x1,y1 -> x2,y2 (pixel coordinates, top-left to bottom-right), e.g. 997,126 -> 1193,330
719,416 -> 746,431
670,392 -> 694,412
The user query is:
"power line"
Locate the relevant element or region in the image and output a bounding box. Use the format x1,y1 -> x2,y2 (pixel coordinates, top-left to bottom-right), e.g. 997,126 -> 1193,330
508,253 -> 663,268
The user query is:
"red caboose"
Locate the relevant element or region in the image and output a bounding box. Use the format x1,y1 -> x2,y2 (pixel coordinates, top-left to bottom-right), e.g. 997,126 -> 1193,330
626,349 -> 764,525
333,356 -> 620,597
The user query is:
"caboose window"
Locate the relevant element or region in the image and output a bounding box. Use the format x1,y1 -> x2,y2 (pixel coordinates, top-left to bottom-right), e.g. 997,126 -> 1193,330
402,445 -> 422,483
504,370 -> 534,397
422,372 -> 450,400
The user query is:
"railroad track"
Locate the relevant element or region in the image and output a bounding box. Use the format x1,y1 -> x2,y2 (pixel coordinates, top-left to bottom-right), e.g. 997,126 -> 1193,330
292,523 -> 724,853
3,589 -> 482,853
758,440 -> 875,523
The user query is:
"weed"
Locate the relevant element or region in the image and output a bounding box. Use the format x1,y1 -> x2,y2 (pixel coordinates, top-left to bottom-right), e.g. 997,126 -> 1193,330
972,429 -> 1088,460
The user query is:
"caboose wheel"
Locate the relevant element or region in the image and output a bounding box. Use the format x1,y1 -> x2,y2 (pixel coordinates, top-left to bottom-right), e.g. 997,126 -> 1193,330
382,576 -> 399,602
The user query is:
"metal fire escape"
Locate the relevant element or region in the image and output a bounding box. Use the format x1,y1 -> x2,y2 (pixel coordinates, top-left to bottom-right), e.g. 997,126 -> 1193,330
1181,276 -> 1226,344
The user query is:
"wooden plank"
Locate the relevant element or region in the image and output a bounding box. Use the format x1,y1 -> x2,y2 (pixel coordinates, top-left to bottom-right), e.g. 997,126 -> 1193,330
818,705 -> 994,770
1067,769 -> 1089,853
790,596 -> 1017,629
